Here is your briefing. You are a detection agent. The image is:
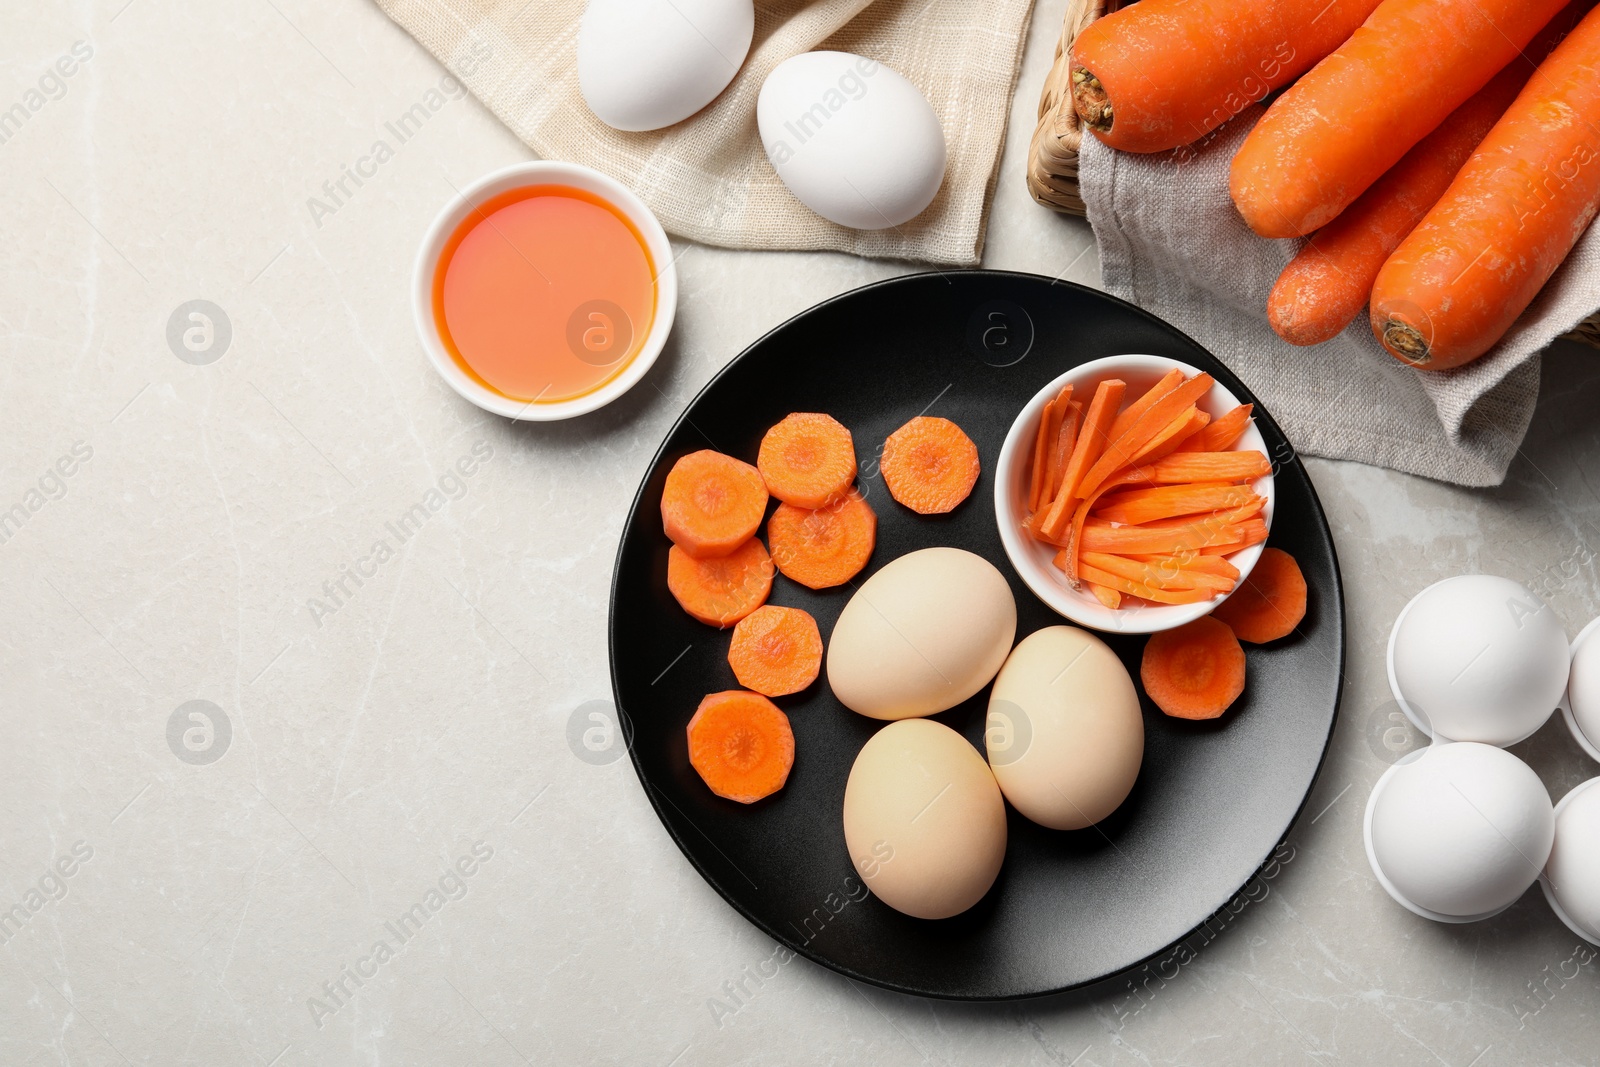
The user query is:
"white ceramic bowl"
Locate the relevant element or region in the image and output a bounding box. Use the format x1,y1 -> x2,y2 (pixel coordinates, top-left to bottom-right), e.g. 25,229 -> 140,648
993,354 -> 1275,634
411,160 -> 677,421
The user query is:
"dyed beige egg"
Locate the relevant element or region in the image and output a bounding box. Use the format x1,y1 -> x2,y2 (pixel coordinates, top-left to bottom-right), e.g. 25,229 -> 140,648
842,718 -> 1007,919
985,626 -> 1143,830
827,547 -> 1017,719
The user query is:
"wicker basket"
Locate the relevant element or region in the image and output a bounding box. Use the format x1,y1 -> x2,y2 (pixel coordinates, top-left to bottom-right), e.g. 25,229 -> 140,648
1025,0 -> 1600,349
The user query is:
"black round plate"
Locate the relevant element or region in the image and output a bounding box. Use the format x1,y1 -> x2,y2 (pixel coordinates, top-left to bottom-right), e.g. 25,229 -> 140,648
608,271 -> 1344,1000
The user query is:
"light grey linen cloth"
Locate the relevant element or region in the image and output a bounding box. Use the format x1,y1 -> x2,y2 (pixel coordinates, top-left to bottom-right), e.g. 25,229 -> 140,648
1079,104 -> 1600,487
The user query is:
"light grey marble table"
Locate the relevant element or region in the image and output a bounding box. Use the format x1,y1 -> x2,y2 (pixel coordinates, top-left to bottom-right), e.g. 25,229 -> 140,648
6,2 -> 1600,1065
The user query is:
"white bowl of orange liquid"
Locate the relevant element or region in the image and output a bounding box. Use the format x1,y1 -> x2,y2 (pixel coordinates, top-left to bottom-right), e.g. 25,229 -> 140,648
412,161 -> 677,420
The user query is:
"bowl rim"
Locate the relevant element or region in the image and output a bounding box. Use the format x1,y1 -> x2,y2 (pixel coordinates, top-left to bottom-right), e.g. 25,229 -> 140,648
991,353 -> 1275,635
409,159 -> 677,422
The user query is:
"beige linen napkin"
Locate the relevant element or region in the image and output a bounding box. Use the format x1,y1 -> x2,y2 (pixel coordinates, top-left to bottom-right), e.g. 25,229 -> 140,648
1080,105 -> 1600,487
375,0 -> 1036,265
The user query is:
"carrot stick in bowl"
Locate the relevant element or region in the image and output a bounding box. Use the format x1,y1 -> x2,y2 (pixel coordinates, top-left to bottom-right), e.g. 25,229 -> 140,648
1230,0 -> 1578,238
1130,408 -> 1210,466
1141,617 -> 1247,719
1072,561 -> 1221,606
1370,5 -> 1600,370
1095,484 -> 1261,526
1177,404 -> 1252,453
1087,582 -> 1122,610
1035,378 -> 1124,542
1148,451 -> 1270,485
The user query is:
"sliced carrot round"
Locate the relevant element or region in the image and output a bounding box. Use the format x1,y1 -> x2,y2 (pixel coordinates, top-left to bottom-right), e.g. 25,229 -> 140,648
667,538 -> 773,627
880,416 -> 980,515
727,605 -> 823,697
687,690 -> 795,804
1211,547 -> 1307,644
757,413 -> 857,508
1140,616 -> 1246,720
661,450 -> 768,559
766,489 -> 876,590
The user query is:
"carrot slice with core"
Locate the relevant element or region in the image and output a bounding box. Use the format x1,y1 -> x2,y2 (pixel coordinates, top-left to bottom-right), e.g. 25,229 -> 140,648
767,489 -> 877,589
667,538 -> 773,627
757,413 -> 857,508
661,450 -> 769,559
881,417 -> 981,515
686,690 -> 795,804
1141,616 -> 1247,720
727,606 -> 824,697
1211,547 -> 1308,643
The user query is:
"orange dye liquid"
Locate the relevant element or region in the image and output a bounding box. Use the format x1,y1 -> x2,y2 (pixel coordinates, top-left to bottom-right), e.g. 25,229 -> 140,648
433,185 -> 657,404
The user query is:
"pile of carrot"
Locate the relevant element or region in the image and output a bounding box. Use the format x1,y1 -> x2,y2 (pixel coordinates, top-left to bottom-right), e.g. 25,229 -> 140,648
1073,0 -> 1600,370
660,413 -> 872,628
1020,369 -> 1270,610
662,409 -> 986,627
662,409 -> 983,805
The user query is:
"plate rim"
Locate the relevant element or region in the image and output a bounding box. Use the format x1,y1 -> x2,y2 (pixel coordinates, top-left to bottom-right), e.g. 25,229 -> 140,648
607,268 -> 1347,1001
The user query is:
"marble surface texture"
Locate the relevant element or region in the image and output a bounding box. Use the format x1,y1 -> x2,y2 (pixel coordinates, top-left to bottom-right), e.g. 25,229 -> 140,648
6,2 -> 1600,1065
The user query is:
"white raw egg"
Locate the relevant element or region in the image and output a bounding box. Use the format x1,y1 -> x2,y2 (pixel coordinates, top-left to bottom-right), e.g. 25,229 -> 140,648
1388,575 -> 1568,746
1564,617 -> 1600,759
827,547 -> 1017,720
756,51 -> 946,229
1365,741 -> 1553,921
843,718 -> 1007,919
577,0 -> 753,132
986,626 -> 1143,830
1542,777 -> 1600,945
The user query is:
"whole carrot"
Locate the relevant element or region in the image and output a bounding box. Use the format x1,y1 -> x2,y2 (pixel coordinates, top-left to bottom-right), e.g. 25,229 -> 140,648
1266,1 -> 1595,346
1069,0 -> 1382,155
1231,0 -> 1575,238
1371,6 -> 1600,370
